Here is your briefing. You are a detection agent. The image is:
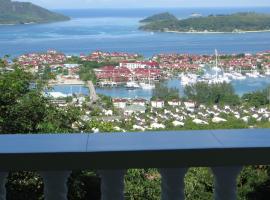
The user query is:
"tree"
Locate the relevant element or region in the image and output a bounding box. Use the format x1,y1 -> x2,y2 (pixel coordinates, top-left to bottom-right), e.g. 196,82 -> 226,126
0,67 -> 80,134
242,89 -> 269,108
152,81 -> 179,101
184,82 -> 240,105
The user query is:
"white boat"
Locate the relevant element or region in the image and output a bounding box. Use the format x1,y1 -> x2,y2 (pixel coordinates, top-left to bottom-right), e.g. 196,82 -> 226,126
180,74 -> 198,86
265,69 -> 270,76
126,81 -> 140,89
140,82 -> 155,90
246,71 -> 260,78
140,67 -> 155,90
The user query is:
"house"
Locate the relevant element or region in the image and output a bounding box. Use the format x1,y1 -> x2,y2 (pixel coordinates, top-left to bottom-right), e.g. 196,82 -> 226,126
168,99 -> 181,107
151,100 -> 165,108
184,101 -> 196,109
131,99 -> 147,107
113,98 -> 128,109
124,105 -> 146,115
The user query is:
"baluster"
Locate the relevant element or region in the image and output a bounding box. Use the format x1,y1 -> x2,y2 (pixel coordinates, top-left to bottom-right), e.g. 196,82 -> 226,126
211,166 -> 242,200
159,168 -> 188,200
99,169 -> 126,200
40,171 -> 71,200
0,172 -> 8,200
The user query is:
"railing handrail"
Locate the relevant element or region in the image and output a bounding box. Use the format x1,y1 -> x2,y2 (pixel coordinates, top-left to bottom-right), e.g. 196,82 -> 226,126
0,128 -> 270,171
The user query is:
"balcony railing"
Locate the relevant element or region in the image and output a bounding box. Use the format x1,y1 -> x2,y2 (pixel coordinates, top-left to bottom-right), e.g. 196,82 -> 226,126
0,128 -> 270,200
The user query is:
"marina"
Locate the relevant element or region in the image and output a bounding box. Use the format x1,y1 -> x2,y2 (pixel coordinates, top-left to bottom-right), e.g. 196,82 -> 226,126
50,75 -> 270,100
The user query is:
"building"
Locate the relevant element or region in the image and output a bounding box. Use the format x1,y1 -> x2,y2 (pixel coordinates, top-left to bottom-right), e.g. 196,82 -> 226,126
151,100 -> 165,108
124,105 -> 146,115
113,98 -> 128,109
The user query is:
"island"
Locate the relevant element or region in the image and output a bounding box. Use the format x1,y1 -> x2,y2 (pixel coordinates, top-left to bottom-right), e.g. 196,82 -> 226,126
0,0 -> 70,25
140,12 -> 178,23
139,12 -> 270,33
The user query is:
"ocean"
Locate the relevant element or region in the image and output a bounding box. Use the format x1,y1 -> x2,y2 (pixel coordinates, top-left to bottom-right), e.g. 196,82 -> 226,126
1,7 -> 270,57
1,7 -> 270,99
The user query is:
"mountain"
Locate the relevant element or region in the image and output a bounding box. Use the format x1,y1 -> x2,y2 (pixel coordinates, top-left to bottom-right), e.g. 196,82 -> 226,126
139,12 -> 270,33
140,12 -> 178,23
0,0 -> 70,24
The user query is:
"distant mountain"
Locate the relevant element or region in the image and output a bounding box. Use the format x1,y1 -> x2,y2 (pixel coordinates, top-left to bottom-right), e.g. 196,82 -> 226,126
140,12 -> 178,23
139,12 -> 270,33
0,0 -> 70,24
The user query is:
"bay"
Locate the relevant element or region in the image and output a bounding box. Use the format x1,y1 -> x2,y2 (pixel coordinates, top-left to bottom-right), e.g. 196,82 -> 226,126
1,7 -> 270,99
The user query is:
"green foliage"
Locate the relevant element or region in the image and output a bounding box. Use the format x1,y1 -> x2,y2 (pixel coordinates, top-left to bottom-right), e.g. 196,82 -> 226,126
152,81 -> 179,101
185,168 -> 213,200
0,0 -> 70,24
184,82 -> 240,106
140,12 -> 270,32
0,67 -> 80,134
140,12 -> 178,23
125,169 -> 161,200
242,89 -> 270,108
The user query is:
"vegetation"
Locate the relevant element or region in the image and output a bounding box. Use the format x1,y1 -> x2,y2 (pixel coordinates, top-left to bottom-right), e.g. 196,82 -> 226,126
0,67 -> 80,134
139,12 -> 270,32
1,63 -> 270,199
242,88 -> 270,108
152,81 -> 180,101
184,82 -> 240,106
140,12 -> 178,23
0,0 -> 70,24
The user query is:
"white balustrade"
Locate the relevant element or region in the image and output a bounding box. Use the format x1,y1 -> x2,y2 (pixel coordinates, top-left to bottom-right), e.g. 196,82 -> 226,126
99,169 -> 126,200
159,168 -> 188,200
40,171 -> 71,200
212,166 -> 243,200
0,172 -> 8,200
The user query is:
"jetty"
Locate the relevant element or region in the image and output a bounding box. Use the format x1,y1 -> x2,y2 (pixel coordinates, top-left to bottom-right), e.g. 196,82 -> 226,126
87,81 -> 99,102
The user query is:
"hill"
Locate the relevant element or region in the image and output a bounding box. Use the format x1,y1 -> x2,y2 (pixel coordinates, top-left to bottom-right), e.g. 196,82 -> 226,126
140,12 -> 178,23
139,12 -> 270,33
0,0 -> 70,24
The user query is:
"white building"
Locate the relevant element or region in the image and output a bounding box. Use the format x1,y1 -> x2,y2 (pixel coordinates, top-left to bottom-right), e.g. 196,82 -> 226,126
113,99 -> 128,109
168,100 -> 181,107
151,100 -> 165,108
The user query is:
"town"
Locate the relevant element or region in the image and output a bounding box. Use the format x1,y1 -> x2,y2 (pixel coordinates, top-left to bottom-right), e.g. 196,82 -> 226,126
2,49 -> 269,134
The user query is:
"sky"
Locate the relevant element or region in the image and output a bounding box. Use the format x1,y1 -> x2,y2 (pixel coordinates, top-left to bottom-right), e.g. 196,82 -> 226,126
16,0 -> 270,9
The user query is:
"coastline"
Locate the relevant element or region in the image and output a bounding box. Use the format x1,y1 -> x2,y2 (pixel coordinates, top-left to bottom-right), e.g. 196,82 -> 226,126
163,29 -> 270,34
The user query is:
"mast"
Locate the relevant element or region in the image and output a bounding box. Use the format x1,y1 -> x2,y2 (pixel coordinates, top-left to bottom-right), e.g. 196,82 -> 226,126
148,66 -> 151,85
215,49 -> 218,78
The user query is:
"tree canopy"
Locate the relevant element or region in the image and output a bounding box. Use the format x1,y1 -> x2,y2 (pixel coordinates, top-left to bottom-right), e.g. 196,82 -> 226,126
184,82 -> 240,105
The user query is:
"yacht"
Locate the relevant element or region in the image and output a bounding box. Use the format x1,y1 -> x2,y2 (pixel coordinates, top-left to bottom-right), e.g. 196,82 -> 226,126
126,81 -> 140,89
140,82 -> 155,90
246,70 -> 260,78
265,68 -> 270,76
180,73 -> 198,86
140,67 -> 155,90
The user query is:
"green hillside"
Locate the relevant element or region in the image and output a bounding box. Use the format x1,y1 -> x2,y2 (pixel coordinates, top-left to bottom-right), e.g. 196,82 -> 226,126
139,12 -> 270,33
140,12 -> 178,23
0,0 -> 70,24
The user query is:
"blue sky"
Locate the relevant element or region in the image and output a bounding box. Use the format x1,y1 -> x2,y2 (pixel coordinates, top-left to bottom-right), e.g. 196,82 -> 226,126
17,0 -> 270,9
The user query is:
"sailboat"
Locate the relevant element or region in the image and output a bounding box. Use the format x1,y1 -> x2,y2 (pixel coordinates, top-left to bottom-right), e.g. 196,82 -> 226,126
204,49 -> 231,84
126,73 -> 140,89
140,67 -> 155,90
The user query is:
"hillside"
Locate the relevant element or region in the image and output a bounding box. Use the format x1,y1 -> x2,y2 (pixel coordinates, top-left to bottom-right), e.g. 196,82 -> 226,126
0,0 -> 70,24
139,12 -> 270,33
140,12 -> 178,23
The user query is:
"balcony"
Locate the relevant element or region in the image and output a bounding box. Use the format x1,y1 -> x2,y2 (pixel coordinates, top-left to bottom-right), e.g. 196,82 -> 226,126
0,128 -> 270,200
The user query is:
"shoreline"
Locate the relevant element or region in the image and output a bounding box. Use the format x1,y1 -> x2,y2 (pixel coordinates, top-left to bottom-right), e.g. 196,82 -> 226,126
163,29 -> 270,34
